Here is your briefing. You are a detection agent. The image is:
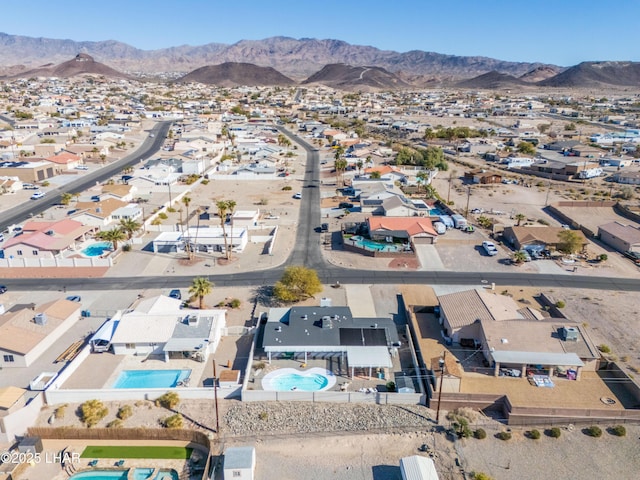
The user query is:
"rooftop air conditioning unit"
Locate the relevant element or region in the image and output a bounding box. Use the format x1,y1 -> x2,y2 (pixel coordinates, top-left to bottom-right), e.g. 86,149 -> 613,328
562,326 -> 579,341
321,316 -> 333,329
34,313 -> 47,325
186,315 -> 199,326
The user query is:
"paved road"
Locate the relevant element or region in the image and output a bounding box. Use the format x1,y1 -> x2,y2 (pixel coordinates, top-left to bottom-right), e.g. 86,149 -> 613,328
3,124 -> 640,293
0,121 -> 172,231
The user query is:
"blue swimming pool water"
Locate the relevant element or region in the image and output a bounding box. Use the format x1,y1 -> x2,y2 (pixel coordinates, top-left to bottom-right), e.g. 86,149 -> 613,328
69,471 -> 128,480
81,241 -> 112,257
153,470 -> 179,480
133,468 -> 154,480
112,369 -> 191,389
350,236 -> 399,252
271,373 -> 329,391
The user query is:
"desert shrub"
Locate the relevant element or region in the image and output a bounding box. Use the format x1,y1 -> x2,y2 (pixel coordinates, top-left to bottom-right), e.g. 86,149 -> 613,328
54,404 -> 68,419
80,399 -> 108,427
158,212 -> 168,220
474,428 -> 487,440
282,185 -> 292,191
549,427 -> 561,438
117,405 -> 133,420
258,198 -> 268,205
106,419 -> 123,428
385,381 -> 396,392
586,426 -> 602,437
610,425 -> 626,436
555,300 -> 566,309
496,431 -> 512,441
536,218 -> 550,225
156,392 -> 180,409
598,344 -> 612,354
254,361 -> 266,370
230,298 -> 241,308
201,179 -> 209,185
599,254 -> 608,262
122,244 -> 132,252
163,413 -> 183,429
529,429 -> 541,439
167,207 -> 176,213
472,473 -> 494,480
151,218 -> 162,226
258,411 -> 268,421
453,407 -> 479,422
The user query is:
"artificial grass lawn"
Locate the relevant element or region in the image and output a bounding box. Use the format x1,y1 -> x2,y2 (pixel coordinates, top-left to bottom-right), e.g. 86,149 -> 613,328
81,446 -> 192,459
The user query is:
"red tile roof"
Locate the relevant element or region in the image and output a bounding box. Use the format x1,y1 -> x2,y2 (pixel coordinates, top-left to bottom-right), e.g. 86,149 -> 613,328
367,217 -> 437,237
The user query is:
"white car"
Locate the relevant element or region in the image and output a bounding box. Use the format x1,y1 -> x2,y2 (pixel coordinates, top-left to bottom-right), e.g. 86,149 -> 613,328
482,241 -> 498,256
76,165 -> 89,170
30,191 -> 46,200
293,192 -> 302,199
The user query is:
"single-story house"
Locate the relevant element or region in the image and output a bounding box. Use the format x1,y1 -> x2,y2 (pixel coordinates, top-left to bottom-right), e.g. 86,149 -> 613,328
101,184 -> 137,202
108,295 -> 226,362
613,171 -> 640,185
464,169 -> 502,184
1,219 -> 96,259
261,305 -> 399,378
46,152 -> 82,170
502,226 -> 588,252
367,217 -> 438,245
152,226 -> 248,254
0,299 -> 82,368
231,210 -> 260,227
72,198 -> 130,227
598,222 -> 640,253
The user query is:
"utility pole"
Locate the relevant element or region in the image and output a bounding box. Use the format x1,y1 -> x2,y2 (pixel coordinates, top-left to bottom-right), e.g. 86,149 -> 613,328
435,351 -> 447,424
465,186 -> 471,218
213,358 -> 220,433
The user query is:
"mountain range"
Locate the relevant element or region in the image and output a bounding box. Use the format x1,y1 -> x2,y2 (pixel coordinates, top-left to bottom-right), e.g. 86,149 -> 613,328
0,33 -> 639,89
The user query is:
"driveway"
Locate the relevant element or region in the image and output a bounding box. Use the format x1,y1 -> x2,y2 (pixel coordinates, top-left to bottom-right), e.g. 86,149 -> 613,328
414,244 -> 445,271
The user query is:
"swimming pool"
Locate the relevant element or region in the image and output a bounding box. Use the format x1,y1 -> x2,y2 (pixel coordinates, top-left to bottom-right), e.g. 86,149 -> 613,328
349,235 -> 400,252
69,471 -> 127,480
69,470 -> 178,480
429,207 -> 446,216
261,367 -> 336,392
81,241 -> 113,257
112,369 -> 192,389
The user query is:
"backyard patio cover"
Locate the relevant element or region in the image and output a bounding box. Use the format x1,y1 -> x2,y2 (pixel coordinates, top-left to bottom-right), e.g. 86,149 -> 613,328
90,318 -> 119,345
163,338 -> 208,352
491,351 -> 584,367
346,346 -> 393,368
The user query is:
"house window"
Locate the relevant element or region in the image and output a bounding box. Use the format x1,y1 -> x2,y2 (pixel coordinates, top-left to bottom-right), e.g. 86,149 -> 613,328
125,343 -> 135,349
3,355 -> 14,363
33,250 -> 38,255
233,471 -> 241,478
17,250 -> 23,256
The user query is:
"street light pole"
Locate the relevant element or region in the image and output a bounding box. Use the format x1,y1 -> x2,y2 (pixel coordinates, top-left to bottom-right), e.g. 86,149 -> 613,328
212,358 -> 220,433
435,351 -> 447,424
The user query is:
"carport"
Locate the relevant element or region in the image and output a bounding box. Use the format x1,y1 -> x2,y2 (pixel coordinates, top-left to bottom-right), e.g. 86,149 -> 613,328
163,338 -> 209,363
491,351 -> 584,380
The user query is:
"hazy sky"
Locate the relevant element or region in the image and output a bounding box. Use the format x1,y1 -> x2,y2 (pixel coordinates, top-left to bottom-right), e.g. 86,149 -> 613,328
3,0 -> 639,66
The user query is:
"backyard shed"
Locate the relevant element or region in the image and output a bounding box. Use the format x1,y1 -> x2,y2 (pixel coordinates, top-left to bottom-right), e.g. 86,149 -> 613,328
400,455 -> 439,480
224,446 -> 256,480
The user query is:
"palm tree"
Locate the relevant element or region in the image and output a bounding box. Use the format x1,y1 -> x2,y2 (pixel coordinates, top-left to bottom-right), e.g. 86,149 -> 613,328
226,200 -> 237,260
515,213 -> 526,226
216,200 -> 229,257
119,218 -> 141,240
356,159 -> 363,177
189,277 -> 213,309
416,171 -> 429,196
182,195 -> 192,258
512,250 -> 528,264
334,159 -> 347,187
60,192 -> 73,206
96,227 -> 127,250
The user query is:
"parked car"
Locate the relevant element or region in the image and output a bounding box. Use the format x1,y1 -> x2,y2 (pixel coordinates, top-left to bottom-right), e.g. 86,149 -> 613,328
65,295 -> 82,302
76,165 -> 89,170
293,192 -> 302,199
30,191 -> 46,200
320,223 -> 329,232
23,183 -> 38,190
0,285 -> 6,294
169,289 -> 182,300
482,241 -> 498,256
338,202 -> 354,209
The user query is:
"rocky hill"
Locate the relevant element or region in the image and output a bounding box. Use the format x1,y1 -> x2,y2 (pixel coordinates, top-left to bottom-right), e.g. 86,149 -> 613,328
537,61 -> 640,87
519,65 -> 562,83
455,71 -> 529,89
0,32 -> 554,80
177,62 -> 295,86
302,64 -> 410,90
5,53 -> 129,79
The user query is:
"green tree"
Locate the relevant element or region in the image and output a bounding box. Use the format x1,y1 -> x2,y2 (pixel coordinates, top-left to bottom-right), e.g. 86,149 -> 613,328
334,158 -> 348,187
189,277 -> 213,309
515,213 -> 526,226
274,266 -> 322,302
512,250 -> 529,264
356,159 -> 363,176
565,122 -> 576,131
60,192 -> 73,206
119,218 -> 141,240
226,199 -> 237,260
370,170 -> 381,179
517,142 -> 536,155
182,195 -> 192,258
96,227 -> 127,250
557,229 -> 583,255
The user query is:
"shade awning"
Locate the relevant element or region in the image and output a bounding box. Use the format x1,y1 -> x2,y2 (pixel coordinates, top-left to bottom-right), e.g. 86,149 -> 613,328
163,338 -> 208,352
491,350 -> 584,367
346,346 -> 392,368
90,319 -> 119,345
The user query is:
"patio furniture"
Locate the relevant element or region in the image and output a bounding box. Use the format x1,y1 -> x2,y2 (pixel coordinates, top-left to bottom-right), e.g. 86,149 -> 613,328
115,460 -> 125,467
88,460 -> 98,467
